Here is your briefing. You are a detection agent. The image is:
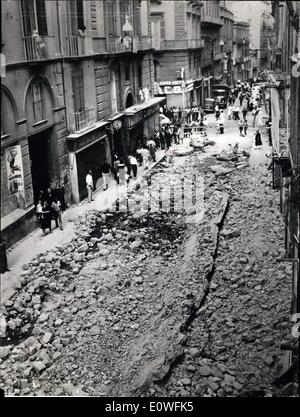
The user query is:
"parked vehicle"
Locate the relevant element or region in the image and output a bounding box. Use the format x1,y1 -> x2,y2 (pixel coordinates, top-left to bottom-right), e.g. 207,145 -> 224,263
212,84 -> 229,109
204,98 -> 215,113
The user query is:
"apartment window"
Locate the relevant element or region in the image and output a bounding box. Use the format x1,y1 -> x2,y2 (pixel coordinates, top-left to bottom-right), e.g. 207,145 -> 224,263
69,0 -> 85,35
21,0 -> 48,36
31,82 -> 43,122
72,70 -> 85,112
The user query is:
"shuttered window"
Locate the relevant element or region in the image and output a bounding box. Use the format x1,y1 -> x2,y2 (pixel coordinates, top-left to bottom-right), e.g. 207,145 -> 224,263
106,0 -> 117,36
31,82 -> 43,122
72,70 -> 85,112
133,0 -> 141,36
21,0 -> 48,36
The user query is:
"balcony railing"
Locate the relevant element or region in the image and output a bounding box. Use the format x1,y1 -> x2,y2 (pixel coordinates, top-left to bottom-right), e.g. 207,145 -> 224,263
201,14 -> 223,27
66,36 -> 85,56
107,36 -> 132,54
74,108 -> 96,132
23,36 -> 48,61
153,39 -> 204,50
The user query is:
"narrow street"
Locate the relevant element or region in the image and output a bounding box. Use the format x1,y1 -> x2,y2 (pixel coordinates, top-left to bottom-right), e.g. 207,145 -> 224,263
0,112 -> 293,397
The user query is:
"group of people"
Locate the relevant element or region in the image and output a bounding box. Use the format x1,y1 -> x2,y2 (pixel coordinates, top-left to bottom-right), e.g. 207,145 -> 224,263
161,103 -> 205,125
218,80 -> 265,148
36,187 -> 65,235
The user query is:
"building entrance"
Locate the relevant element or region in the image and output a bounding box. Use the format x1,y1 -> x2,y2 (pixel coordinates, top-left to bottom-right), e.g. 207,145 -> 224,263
28,130 -> 51,203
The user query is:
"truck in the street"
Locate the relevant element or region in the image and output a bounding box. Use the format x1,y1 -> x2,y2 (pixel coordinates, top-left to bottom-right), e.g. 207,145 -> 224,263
211,85 -> 230,109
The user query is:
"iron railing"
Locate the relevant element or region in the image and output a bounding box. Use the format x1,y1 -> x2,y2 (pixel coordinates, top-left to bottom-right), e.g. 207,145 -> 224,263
74,108 -> 96,132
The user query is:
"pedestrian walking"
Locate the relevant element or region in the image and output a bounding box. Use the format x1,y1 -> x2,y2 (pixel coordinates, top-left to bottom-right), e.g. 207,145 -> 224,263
238,119 -> 244,136
51,197 -> 63,230
227,105 -> 232,120
86,170 -> 93,202
36,199 -> 43,220
40,201 -> 52,235
140,147 -> 150,169
147,138 -> 156,162
129,155 -> 138,178
242,106 -> 248,121
159,129 -> 165,150
254,129 -> 262,148
215,104 -> 220,120
100,160 -> 111,190
243,119 -> 248,136
252,107 -> 258,127
113,155 -> 120,182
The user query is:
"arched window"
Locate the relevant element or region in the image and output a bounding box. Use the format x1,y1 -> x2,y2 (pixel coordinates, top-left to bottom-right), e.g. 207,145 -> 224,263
125,92 -> 134,109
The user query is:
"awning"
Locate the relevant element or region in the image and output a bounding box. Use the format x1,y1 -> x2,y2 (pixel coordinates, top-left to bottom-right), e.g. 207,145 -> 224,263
124,97 -> 166,116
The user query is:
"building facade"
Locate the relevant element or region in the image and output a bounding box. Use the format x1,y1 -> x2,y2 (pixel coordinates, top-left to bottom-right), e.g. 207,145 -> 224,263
219,1 -> 234,85
150,0 -> 204,107
232,21 -> 250,82
1,0 -> 164,246
200,0 -> 223,99
268,0 -> 300,318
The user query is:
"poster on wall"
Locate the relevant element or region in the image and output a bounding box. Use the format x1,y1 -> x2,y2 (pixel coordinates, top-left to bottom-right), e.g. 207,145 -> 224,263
5,145 -> 24,197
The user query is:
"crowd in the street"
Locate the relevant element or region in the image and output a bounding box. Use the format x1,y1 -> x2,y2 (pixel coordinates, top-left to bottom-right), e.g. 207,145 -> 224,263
36,77 -> 269,236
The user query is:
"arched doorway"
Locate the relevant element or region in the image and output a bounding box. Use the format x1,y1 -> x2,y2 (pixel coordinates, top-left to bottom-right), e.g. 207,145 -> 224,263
125,92 -> 134,109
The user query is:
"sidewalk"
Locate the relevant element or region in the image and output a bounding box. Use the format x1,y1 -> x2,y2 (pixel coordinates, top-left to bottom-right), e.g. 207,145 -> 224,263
0,149 -> 166,304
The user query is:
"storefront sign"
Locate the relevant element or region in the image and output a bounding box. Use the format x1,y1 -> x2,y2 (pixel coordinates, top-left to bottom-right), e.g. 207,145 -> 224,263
5,145 -> 24,197
143,103 -> 160,119
155,81 -> 194,95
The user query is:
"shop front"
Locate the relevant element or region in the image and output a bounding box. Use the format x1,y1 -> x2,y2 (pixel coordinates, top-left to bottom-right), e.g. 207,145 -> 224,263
124,97 -> 165,153
106,113 -> 126,161
66,121 -> 110,203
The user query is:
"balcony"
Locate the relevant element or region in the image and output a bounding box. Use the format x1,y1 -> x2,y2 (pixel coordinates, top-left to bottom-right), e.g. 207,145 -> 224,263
23,35 -> 49,61
107,36 -> 133,54
201,14 -> 223,27
74,108 -> 96,133
138,36 -> 152,51
65,36 -> 85,56
153,39 -> 204,51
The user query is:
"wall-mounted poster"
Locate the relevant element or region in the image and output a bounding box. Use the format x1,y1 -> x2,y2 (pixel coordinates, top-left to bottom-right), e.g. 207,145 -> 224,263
6,145 -> 24,197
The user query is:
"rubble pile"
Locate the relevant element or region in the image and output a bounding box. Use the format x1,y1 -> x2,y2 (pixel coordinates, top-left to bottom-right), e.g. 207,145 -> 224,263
148,163 -> 293,397
0,150 -> 294,397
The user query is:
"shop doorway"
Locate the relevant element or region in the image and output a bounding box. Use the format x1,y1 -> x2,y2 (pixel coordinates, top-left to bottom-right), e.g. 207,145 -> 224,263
28,130 -> 51,203
76,139 -> 107,201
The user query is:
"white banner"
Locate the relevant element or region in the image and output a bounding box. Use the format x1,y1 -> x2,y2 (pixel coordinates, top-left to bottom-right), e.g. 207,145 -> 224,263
5,145 -> 24,197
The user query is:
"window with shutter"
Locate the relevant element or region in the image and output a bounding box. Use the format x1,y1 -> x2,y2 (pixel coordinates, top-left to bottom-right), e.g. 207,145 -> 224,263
31,82 -> 43,122
120,0 -> 129,35
36,0 -> 48,35
106,0 -> 117,36
21,0 -> 47,36
160,19 -> 166,40
133,0 -> 141,36
72,70 -> 85,112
